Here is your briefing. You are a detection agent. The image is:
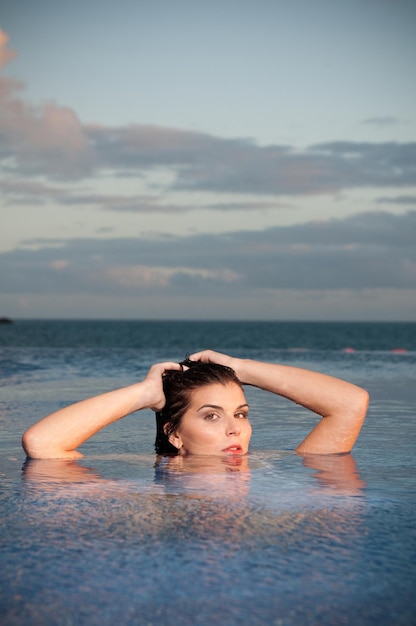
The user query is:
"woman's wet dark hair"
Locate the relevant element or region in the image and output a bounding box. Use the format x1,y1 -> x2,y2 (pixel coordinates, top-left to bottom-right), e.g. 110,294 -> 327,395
155,358 -> 242,455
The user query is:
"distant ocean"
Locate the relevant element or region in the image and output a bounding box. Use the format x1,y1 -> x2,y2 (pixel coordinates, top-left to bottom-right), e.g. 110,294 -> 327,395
1,318 -> 415,351
1,319 -> 414,393
1,319 -> 415,625
1,318 -> 415,396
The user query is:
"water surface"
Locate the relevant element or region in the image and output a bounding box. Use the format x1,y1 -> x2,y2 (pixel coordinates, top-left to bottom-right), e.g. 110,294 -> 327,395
1,321 -> 415,625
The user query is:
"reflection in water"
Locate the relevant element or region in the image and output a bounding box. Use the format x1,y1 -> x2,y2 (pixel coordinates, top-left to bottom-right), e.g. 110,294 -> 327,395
301,453 -> 367,495
20,453 -> 367,546
8,454 -> 372,625
154,454 -> 252,499
22,451 -> 366,495
22,457 -> 103,484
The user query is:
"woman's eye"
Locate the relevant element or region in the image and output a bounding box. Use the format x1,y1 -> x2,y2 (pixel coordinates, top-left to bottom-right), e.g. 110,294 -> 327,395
235,412 -> 248,419
204,413 -> 220,421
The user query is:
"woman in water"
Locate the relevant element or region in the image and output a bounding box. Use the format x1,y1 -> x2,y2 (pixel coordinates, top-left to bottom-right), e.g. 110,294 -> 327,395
22,349 -> 369,460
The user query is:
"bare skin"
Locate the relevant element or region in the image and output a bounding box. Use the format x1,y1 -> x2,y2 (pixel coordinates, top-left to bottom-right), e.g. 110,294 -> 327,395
168,382 -> 252,456
190,350 -> 369,455
22,361 -> 182,460
22,351 -> 369,459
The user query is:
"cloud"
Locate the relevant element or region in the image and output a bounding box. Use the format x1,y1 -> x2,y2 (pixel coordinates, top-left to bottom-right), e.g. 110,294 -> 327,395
377,195 -> 416,206
205,201 -> 289,212
3,113 -> 416,198
88,127 -> 416,195
360,116 -> 402,127
4,114 -> 416,195
0,177 -> 73,205
106,265 -> 240,289
2,211 -> 415,298
0,30 -> 17,68
306,142 -> 416,189
0,95 -> 93,179
0,29 -> 92,179
0,176 -> 288,213
1,29 -> 416,197
1,25 -> 415,230
57,193 -> 192,214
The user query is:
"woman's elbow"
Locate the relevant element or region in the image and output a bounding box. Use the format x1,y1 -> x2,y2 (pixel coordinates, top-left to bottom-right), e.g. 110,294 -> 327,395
22,428 -> 41,458
21,427 -> 54,459
353,387 -> 370,425
357,389 -> 370,421
21,428 -> 80,460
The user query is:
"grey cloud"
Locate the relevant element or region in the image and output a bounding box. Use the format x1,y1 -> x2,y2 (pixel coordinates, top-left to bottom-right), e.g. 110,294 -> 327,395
306,142 -> 416,189
360,117 -> 402,127
57,193 -> 191,213
377,195 -> 416,205
2,73 -> 416,196
0,176 -> 288,213
205,201 -> 290,212
0,180 -> 188,213
0,177 -> 72,205
2,211 -> 415,297
82,134 -> 416,195
95,227 -> 115,234
88,127 -> 416,195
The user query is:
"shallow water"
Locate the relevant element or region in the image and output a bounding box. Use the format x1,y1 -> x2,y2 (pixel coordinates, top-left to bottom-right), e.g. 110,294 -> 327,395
1,321 -> 415,625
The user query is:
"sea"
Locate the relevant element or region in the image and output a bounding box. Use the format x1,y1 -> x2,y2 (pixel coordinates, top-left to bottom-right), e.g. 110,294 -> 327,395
0,319 -> 415,625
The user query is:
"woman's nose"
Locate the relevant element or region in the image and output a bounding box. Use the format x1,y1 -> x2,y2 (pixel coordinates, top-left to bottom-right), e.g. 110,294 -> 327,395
226,418 -> 241,436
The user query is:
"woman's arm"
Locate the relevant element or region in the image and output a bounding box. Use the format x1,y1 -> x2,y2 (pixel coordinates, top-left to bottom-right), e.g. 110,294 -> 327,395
189,350 -> 369,454
22,362 -> 182,460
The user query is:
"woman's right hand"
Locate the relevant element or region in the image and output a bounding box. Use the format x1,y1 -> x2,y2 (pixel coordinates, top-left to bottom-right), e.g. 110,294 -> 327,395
141,361 -> 183,412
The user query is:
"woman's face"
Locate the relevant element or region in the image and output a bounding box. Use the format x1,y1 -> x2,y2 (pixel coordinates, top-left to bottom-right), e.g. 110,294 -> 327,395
169,382 -> 252,456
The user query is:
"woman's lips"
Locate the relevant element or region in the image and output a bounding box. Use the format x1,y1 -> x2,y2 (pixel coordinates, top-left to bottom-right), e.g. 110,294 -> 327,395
222,445 -> 243,454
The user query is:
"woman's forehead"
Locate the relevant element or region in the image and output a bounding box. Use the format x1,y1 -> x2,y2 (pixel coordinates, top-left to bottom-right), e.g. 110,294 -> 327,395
188,382 -> 247,406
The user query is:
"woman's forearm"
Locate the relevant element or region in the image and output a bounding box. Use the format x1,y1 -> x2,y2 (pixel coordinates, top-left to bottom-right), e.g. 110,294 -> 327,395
22,361 -> 182,460
235,359 -> 365,417
237,358 -> 369,454
22,382 -> 151,459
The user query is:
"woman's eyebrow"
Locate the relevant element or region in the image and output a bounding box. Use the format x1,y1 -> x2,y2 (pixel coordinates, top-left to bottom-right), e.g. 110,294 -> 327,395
197,403 -> 249,412
197,404 -> 222,411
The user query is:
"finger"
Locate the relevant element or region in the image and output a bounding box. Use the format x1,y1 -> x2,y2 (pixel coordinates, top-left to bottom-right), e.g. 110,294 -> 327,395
162,361 -> 183,370
151,361 -> 183,373
188,351 -> 206,361
188,350 -> 223,363
146,362 -> 182,382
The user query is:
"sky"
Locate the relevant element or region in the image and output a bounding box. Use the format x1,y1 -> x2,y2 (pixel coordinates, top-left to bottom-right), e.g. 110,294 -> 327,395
1,0 -> 415,320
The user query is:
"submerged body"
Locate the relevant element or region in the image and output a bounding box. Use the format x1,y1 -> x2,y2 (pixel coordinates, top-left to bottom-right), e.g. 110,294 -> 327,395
22,349 -> 369,460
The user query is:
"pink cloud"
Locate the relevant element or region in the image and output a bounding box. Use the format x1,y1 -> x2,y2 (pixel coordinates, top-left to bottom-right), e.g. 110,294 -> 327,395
0,30 -> 17,69
0,30 -> 92,178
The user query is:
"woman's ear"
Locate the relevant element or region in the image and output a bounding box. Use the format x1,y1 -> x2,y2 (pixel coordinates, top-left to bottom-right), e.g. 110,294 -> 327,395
168,432 -> 183,451
164,423 -> 183,451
